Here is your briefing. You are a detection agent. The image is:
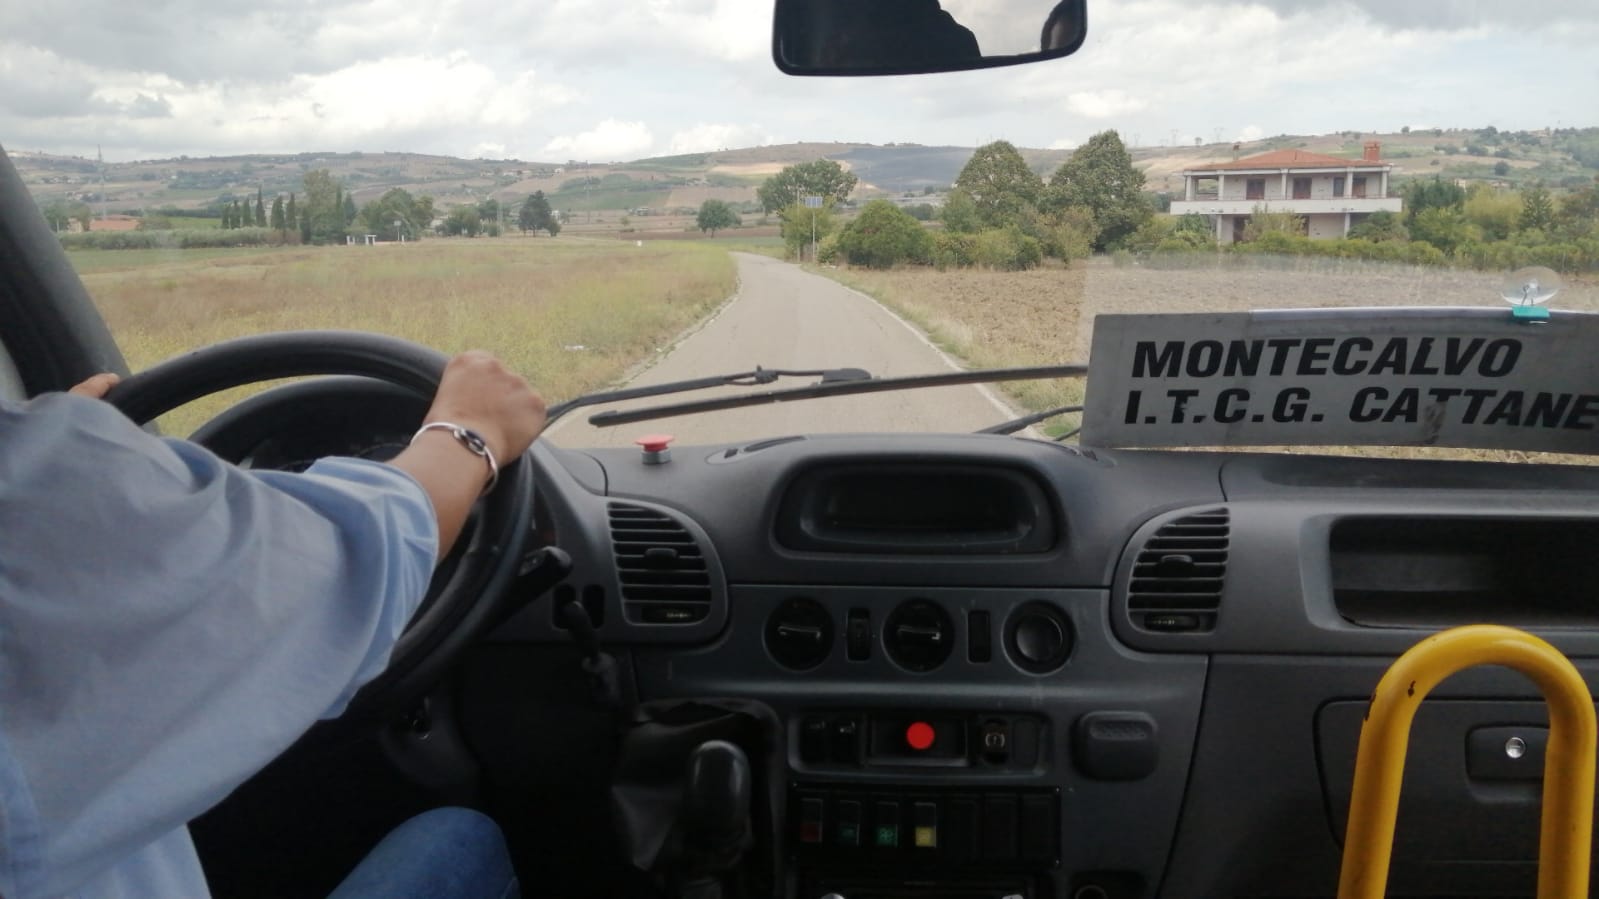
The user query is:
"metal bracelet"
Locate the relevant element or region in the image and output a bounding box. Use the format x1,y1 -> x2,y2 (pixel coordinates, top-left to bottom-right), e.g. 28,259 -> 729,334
412,421 -> 499,495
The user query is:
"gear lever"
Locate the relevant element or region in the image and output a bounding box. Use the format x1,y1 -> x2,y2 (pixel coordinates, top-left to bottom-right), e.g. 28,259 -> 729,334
677,740 -> 753,899
683,740 -> 753,855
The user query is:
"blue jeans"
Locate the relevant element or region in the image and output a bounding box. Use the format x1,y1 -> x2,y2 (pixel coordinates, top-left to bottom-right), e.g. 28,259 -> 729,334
327,807 -> 520,899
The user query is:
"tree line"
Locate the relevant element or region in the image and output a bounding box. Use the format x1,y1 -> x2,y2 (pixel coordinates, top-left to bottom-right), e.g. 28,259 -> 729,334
757,134 -> 1598,274
1202,176 -> 1599,274
756,131 -> 1152,271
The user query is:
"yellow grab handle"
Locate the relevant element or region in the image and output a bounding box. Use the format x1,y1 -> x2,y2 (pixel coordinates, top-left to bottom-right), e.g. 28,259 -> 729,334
1337,625 -> 1596,899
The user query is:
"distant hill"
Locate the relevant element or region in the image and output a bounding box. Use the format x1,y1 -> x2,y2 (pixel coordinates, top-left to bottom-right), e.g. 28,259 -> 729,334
14,127 -> 1596,216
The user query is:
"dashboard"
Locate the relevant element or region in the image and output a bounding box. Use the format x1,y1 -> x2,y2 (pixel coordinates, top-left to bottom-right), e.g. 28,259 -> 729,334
232,382 -> 1599,898
483,429 -> 1599,899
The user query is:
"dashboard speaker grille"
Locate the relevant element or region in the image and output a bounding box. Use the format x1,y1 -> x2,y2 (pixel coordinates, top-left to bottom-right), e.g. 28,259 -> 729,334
608,502 -> 712,623
1127,508 -> 1228,633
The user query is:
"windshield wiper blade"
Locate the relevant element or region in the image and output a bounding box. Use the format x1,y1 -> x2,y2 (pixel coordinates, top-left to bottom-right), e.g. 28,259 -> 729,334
586,364 -> 1088,427
977,403 -> 1085,436
545,365 -> 871,424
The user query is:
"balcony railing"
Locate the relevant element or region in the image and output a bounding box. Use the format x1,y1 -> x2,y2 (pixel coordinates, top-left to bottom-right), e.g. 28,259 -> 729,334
1170,197 -> 1403,216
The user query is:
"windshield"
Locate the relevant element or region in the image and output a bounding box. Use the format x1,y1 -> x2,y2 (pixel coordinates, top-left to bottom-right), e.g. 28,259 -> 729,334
9,1 -> 1598,459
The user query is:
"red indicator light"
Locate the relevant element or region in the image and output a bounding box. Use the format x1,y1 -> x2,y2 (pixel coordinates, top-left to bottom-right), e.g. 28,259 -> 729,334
906,721 -> 936,751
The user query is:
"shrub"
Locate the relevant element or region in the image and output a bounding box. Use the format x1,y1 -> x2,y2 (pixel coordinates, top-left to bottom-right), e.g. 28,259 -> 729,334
816,233 -> 840,265
930,231 -> 976,270
1039,206 -> 1097,261
837,200 -> 931,269
59,227 -> 285,250
970,226 -> 1042,270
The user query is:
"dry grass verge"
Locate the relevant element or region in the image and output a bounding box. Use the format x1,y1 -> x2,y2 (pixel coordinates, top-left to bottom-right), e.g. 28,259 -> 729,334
74,238 -> 735,436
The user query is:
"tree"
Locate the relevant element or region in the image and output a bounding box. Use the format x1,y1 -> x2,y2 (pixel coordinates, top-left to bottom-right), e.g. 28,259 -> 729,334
696,199 -> 739,236
1556,179 -> 1599,239
1045,130 -> 1151,249
220,204 -> 232,229
939,189 -> 982,233
1463,188 -> 1520,241
1520,184 -> 1556,233
1493,160 -> 1511,177
779,202 -> 836,259
255,188 -> 266,227
1409,206 -> 1477,253
952,140 -> 1044,230
286,194 -> 298,232
356,188 -> 431,240
519,191 -> 556,235
443,207 -> 482,237
302,170 -> 344,244
270,196 -> 286,232
756,160 -> 857,213
343,193 -> 358,228
1347,210 -> 1408,242
1400,176 -> 1466,225
39,200 -> 82,232
836,200 -> 930,269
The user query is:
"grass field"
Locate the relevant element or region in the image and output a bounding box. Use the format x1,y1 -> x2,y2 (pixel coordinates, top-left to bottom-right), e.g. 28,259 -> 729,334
817,256 -> 1599,463
71,238 -> 736,436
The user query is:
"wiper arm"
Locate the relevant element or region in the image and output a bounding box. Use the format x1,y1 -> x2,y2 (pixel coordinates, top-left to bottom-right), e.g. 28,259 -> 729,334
976,403 -> 1085,436
545,365 -> 871,424
586,364 -> 1088,427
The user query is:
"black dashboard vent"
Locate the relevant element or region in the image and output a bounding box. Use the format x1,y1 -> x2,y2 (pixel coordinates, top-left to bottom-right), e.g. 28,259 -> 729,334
1127,508 -> 1229,633
608,502 -> 713,624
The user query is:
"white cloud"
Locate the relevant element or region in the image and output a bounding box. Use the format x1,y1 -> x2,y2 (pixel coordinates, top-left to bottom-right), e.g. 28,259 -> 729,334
1236,125 -> 1265,143
1065,89 -> 1148,119
1,0 -> 1591,164
667,123 -> 776,155
543,119 -> 656,162
1048,138 -> 1079,150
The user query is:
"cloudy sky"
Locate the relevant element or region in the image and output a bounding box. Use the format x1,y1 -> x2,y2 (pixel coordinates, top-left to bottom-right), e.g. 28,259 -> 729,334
2,0 -> 1595,163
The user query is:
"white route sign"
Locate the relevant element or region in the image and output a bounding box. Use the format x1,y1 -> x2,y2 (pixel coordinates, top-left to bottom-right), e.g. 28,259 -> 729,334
1081,308 -> 1599,455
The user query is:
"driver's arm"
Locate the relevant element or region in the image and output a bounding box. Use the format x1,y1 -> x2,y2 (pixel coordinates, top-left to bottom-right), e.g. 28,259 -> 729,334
391,350 -> 546,558
0,353 -> 543,899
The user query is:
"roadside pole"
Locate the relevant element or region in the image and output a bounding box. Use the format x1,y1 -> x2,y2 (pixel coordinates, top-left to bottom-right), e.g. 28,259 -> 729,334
803,195 -> 823,262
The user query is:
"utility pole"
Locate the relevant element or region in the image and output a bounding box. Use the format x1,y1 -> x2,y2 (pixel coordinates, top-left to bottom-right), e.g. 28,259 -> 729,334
97,145 -> 107,222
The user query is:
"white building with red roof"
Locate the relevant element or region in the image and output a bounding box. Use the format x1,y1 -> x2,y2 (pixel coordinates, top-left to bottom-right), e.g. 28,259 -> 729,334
1169,141 -> 1402,243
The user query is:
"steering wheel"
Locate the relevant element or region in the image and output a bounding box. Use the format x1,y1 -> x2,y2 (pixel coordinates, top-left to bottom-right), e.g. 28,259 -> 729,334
104,330 -> 537,728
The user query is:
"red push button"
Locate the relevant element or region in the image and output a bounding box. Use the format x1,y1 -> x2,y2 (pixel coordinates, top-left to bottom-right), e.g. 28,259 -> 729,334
634,434 -> 674,453
906,721 -> 936,751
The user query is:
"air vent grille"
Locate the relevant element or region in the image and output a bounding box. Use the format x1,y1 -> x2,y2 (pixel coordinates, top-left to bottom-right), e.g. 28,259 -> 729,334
608,503 -> 712,624
1127,508 -> 1229,633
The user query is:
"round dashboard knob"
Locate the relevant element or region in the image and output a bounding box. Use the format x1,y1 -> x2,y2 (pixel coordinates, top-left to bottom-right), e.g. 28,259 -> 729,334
1015,615 -> 1065,663
1005,602 -> 1072,673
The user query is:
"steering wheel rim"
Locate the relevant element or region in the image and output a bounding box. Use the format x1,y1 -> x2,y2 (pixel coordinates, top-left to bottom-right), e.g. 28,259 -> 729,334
104,330 -> 536,727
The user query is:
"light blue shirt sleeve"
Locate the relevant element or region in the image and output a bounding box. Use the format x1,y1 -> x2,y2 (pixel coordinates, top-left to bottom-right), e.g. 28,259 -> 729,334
0,393 -> 440,898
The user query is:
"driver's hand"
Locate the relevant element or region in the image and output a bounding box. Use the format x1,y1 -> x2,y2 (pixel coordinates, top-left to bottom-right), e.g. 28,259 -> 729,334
69,372 -> 121,399
424,351 -> 546,463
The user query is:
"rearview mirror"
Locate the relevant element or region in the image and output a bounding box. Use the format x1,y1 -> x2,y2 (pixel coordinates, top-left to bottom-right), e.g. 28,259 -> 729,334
772,0 -> 1087,77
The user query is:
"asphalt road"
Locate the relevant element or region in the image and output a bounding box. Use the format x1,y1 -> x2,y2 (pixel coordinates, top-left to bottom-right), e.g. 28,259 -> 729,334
545,253 -> 1024,448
